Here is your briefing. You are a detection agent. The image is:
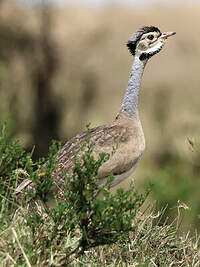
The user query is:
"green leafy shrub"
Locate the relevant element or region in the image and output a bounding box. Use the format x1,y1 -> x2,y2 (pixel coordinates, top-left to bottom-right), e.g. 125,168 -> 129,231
22,126 -> 149,264
0,121 -> 31,227
0,122 -> 149,265
0,121 -> 200,266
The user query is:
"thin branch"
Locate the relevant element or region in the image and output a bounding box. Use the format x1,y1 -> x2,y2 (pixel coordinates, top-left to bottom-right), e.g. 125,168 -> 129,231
12,227 -> 32,267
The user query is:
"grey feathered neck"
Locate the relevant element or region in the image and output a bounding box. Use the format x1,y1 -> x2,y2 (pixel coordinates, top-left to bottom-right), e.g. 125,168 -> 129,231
120,56 -> 147,119
120,26 -> 161,119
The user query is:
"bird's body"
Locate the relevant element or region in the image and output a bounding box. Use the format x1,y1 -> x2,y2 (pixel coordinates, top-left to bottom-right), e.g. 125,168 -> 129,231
53,112 -> 145,188
15,26 -> 176,198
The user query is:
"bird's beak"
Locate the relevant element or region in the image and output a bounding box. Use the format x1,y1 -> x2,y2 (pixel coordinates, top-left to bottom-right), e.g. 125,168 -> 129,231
160,31 -> 176,40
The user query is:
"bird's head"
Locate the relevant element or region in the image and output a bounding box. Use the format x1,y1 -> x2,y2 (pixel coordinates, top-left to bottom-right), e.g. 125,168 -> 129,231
127,26 -> 176,61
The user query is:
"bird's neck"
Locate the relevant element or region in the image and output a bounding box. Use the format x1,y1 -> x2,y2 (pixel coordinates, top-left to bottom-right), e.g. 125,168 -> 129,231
120,56 -> 147,119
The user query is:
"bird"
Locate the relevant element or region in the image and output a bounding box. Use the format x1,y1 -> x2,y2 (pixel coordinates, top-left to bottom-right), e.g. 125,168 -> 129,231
15,26 -> 176,201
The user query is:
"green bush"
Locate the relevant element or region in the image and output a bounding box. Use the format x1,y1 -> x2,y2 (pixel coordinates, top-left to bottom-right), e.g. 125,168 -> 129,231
0,122 -> 150,265
0,121 -> 30,228
0,122 -> 199,266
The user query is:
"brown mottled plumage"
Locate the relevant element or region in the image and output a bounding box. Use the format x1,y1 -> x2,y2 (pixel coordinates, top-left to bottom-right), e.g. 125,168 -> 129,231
15,113 -> 145,196
53,113 -> 145,186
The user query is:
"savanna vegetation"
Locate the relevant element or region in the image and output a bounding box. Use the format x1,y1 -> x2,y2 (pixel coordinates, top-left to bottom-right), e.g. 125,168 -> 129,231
0,0 -> 200,265
0,122 -> 199,266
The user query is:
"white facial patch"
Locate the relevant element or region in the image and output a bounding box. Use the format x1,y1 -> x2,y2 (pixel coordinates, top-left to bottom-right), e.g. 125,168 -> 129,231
145,41 -> 164,54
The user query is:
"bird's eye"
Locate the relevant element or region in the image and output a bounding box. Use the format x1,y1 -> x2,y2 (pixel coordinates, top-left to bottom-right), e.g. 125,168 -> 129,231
147,34 -> 154,40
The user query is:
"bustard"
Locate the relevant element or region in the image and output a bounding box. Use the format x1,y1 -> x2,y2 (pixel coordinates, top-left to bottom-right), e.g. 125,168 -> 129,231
16,26 -> 176,199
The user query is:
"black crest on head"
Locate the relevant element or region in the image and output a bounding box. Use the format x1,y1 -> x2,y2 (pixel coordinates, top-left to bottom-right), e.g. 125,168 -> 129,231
126,26 -> 161,56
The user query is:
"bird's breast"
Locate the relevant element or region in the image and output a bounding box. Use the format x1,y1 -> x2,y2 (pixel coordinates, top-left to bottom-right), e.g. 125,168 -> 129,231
99,151 -> 143,188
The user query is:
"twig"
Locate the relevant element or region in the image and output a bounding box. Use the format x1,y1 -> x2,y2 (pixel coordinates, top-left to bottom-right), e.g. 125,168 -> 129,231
12,227 -> 32,267
6,253 -> 17,265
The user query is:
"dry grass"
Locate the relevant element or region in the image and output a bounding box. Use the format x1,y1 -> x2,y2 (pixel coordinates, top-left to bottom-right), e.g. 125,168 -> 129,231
1,204 -> 200,266
0,0 -> 200,239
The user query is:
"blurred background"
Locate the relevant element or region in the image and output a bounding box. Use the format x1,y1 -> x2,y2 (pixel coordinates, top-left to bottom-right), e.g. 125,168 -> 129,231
1,0 -> 200,230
